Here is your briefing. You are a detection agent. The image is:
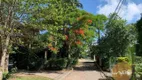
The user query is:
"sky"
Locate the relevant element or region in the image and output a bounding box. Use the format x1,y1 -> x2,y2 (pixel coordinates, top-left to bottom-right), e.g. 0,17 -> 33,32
80,0 -> 142,23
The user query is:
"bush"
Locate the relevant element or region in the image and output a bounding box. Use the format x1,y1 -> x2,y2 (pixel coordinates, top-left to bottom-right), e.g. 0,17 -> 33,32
66,58 -> 78,69
117,57 -> 129,63
44,58 -> 78,70
135,56 -> 142,79
3,72 -> 10,80
68,58 -> 78,66
14,53 -> 45,71
28,58 -> 44,70
72,59 -> 78,66
44,58 -> 68,70
102,57 -> 109,70
10,67 -> 18,73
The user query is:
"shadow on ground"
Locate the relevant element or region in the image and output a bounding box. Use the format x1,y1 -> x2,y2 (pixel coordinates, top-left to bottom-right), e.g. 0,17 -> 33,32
73,60 -> 112,80
73,62 -> 97,71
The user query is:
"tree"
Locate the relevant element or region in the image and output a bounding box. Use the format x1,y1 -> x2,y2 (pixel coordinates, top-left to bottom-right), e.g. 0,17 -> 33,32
89,14 -> 107,59
0,0 -> 47,73
92,14 -> 132,69
10,0 -> 84,70
29,0 -> 82,54
136,16 -> 142,56
93,14 -> 107,43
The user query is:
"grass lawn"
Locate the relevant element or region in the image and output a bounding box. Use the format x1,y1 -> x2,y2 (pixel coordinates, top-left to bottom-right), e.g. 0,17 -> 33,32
8,75 -> 52,80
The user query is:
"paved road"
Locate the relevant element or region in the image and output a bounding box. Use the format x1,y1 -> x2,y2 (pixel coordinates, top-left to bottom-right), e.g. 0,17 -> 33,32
63,59 -> 110,80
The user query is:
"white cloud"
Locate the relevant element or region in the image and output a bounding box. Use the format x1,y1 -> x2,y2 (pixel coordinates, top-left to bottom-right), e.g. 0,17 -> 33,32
97,0 -> 142,23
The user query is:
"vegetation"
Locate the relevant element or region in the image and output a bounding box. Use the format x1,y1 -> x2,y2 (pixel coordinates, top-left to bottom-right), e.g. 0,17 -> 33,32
8,75 -> 52,80
0,0 -> 142,80
136,16 -> 142,56
135,16 -> 142,79
90,14 -> 136,70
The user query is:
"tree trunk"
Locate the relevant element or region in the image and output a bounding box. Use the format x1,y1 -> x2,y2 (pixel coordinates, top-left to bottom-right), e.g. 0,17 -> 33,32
66,45 -> 72,69
0,71 -> 2,80
44,50 -> 47,61
0,35 -> 10,72
4,54 -> 9,73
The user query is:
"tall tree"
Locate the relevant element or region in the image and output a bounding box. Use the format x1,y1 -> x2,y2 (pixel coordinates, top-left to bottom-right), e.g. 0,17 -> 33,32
136,15 -> 142,56
0,0 -> 46,73
91,14 -> 132,69
101,14 -> 130,57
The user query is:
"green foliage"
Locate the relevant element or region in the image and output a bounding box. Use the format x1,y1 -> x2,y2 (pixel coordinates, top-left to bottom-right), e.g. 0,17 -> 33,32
14,51 -> 44,70
66,11 -> 107,63
3,0 -> 136,73
27,0 -> 83,54
44,58 -> 78,70
10,67 -> 18,73
66,58 -> 78,67
45,58 -> 68,70
98,14 -> 131,58
28,58 -> 44,70
135,56 -> 142,78
117,57 -> 129,63
136,17 -> 142,56
99,27 -> 129,57
8,75 -> 52,80
3,72 -> 10,80
6,0 -> 85,71
132,17 -> 142,79
0,0 -> 44,73
90,14 -> 136,70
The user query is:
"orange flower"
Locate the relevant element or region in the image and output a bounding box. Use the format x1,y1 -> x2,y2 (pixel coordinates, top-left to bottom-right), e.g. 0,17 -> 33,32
78,29 -> 84,35
74,29 -> 85,36
74,30 -> 79,34
48,46 -> 58,53
75,40 -> 82,45
50,47 -> 57,51
87,19 -> 92,24
65,35 -> 68,40
50,47 -> 54,50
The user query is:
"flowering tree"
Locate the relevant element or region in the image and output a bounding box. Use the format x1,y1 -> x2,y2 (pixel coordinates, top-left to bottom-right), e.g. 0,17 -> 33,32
61,11 -> 96,67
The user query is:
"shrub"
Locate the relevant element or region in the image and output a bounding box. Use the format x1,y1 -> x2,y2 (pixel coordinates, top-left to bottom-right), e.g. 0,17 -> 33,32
102,57 -> 109,70
135,56 -> 142,79
3,72 -> 10,80
66,58 -> 78,69
44,58 -> 78,70
117,57 -> 129,63
72,59 -> 78,66
69,58 -> 78,66
10,67 -> 18,73
44,58 -> 68,70
14,53 -> 45,71
28,58 -> 44,70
